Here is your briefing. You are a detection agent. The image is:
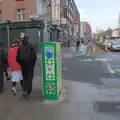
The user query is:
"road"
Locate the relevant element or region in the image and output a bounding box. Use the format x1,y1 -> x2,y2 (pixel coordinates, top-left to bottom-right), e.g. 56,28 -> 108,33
34,50 -> 120,86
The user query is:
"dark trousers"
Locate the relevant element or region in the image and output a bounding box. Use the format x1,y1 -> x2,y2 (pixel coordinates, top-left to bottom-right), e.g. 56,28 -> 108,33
22,66 -> 33,95
0,67 -> 4,93
12,80 -> 23,88
76,45 -> 79,51
5,68 -> 9,78
68,43 -> 70,48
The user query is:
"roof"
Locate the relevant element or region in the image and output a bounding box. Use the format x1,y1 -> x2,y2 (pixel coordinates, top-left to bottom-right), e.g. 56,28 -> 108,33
0,20 -> 44,29
113,27 -> 120,31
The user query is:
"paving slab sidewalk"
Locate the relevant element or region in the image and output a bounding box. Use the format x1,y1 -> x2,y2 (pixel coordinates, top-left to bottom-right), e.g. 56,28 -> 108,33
37,46 -> 85,60
1,78 -> 120,120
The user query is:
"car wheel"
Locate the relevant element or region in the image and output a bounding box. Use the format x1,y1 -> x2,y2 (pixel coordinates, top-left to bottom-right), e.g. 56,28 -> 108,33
110,48 -> 113,52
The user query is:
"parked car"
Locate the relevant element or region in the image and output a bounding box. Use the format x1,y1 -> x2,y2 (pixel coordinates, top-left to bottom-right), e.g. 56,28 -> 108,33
110,41 -> 120,51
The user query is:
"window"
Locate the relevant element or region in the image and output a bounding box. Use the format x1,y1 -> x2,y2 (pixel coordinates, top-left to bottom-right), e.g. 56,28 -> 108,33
54,5 -> 56,18
16,9 -> 25,21
64,9 -> 67,18
67,11 -> 69,18
66,0 -> 68,6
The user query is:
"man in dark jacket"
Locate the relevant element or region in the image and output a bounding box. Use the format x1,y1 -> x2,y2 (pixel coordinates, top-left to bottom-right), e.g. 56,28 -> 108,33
0,40 -> 8,94
16,35 -> 37,99
76,39 -> 80,51
0,41 -> 10,81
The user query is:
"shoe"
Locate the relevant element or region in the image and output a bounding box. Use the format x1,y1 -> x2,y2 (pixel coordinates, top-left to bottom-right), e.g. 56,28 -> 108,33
27,94 -> 32,99
12,87 -> 17,95
7,77 -> 11,81
22,91 -> 27,97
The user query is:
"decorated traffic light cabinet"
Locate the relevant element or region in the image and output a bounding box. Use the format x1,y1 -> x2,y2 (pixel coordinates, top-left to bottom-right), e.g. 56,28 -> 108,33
41,42 -> 62,99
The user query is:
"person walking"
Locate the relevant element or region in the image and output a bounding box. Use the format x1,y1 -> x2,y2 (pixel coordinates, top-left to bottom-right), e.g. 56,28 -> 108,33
81,38 -> 84,44
76,39 -> 80,51
84,40 -> 94,57
16,35 -> 37,99
8,39 -> 23,95
67,39 -> 70,49
0,42 -> 11,81
0,40 -> 8,94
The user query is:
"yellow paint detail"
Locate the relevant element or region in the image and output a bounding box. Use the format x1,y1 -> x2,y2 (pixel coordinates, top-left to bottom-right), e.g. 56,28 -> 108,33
106,63 -> 115,74
105,45 -> 108,52
93,44 -> 96,52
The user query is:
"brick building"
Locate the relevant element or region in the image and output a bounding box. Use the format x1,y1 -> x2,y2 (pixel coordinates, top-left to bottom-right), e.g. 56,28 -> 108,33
0,0 -> 80,43
80,21 -> 92,40
0,0 -> 45,22
60,0 -> 80,42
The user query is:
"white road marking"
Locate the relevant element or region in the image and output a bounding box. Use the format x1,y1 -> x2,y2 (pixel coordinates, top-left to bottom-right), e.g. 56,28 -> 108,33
62,68 -> 67,70
115,69 -> 120,72
80,58 -> 113,62
95,58 -> 113,61
80,59 -> 93,62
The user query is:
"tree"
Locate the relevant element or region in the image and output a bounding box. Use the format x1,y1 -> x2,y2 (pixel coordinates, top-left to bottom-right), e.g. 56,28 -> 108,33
105,27 -> 112,37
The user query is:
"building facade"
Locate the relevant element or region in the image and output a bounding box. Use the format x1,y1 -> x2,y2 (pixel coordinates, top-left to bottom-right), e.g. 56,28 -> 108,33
0,0 -> 37,22
0,0 -> 62,23
80,21 -> 92,40
0,0 -> 80,42
60,0 -> 80,43
112,28 -> 120,37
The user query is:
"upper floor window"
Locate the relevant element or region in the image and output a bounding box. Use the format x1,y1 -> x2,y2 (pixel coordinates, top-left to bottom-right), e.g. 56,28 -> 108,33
16,9 -> 25,21
66,0 -> 68,6
0,12 -> 2,23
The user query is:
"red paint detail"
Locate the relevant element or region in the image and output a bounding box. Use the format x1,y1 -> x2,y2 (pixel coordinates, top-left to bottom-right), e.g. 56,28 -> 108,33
73,19 -> 77,24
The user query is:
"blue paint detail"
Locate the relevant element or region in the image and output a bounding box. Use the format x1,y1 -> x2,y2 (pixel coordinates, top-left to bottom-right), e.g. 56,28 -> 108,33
48,67 -> 52,71
46,51 -> 53,59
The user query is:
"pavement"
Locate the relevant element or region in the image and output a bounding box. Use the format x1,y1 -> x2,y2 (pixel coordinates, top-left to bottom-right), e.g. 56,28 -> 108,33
1,45 -> 120,120
37,45 -> 85,60
1,78 -> 120,120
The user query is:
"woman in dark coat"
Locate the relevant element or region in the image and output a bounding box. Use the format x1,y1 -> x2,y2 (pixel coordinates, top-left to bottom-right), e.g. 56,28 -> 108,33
0,40 -> 8,94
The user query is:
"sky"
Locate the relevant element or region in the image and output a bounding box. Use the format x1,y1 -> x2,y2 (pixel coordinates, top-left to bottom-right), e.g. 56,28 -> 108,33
75,0 -> 120,32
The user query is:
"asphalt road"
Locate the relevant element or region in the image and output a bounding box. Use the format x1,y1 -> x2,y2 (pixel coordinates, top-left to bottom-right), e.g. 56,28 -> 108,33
34,50 -> 120,86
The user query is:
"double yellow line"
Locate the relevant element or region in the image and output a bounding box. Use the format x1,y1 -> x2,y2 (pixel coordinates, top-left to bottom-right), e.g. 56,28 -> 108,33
106,63 -> 115,74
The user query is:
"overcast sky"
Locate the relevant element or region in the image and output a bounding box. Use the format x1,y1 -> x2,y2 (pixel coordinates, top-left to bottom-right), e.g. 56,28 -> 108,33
75,0 -> 120,32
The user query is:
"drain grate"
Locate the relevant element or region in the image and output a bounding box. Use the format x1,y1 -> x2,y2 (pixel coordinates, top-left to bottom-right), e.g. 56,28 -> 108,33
94,102 -> 120,114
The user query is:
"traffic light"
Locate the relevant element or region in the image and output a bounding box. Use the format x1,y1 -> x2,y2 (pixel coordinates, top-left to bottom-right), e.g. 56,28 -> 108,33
73,18 -> 77,24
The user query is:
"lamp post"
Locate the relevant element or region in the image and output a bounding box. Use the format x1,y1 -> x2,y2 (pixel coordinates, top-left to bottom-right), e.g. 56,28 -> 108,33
84,12 -> 87,40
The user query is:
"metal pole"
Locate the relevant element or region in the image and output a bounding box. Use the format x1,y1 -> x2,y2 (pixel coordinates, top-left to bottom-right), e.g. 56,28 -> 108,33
7,26 -> 10,49
44,0 -> 49,42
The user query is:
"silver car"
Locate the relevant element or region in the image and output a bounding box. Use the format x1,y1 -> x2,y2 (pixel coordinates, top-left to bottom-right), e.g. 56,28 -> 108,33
110,41 -> 120,51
